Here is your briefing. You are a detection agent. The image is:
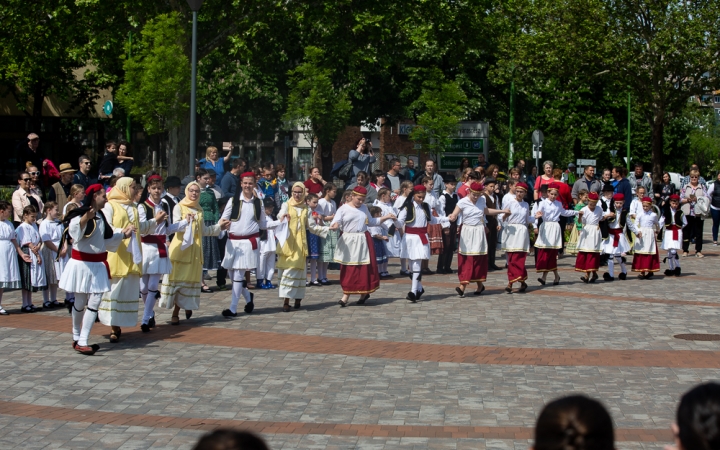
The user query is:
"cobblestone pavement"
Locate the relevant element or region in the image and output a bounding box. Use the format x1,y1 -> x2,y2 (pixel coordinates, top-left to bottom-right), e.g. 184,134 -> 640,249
1,232 -> 719,449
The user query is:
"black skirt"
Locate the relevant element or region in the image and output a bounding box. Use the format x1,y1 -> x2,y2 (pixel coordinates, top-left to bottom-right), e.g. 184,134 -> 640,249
18,247 -> 47,292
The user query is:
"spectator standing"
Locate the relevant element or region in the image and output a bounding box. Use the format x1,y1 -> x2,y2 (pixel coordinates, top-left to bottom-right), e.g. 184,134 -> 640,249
73,156 -> 94,189
347,138 -> 376,187
11,172 -> 43,226
526,166 -> 538,194
571,165 -> 602,203
515,159 -> 527,182
220,158 -> 242,198
346,171 -> 377,204
474,153 -> 489,170
180,161 -> 201,196
116,142 -> 135,176
48,164 -> 76,214
304,167 -> 327,195
680,164 -> 707,190
611,166 -> 633,211
680,169 -> 707,257
654,171 -> 676,208
709,170 -> 720,245
383,158 -> 406,194
533,161 -> 555,200
198,146 -> 234,185
17,133 -> 44,172
628,163 -> 654,198
601,168 -> 612,184
413,160 -> 444,197
274,164 -> 290,209
26,165 -> 46,202
401,158 -> 417,182
482,178 -> 501,270
257,165 -> 276,200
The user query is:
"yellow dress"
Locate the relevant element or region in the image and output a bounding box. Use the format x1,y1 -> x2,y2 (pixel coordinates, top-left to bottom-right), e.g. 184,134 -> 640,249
160,204 -> 221,310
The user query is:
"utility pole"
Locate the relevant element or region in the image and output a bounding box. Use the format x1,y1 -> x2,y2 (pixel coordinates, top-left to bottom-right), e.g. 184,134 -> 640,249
509,66 -> 515,169
627,91 -> 631,171
187,0 -> 204,175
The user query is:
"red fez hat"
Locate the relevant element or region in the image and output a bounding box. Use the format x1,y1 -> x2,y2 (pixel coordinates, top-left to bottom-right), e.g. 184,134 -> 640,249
587,192 -> 599,201
353,186 -> 368,196
413,185 -> 427,193
548,182 -> 561,191
85,184 -> 104,196
669,194 -> 680,201
641,196 -> 653,204
147,174 -> 163,183
240,171 -> 256,179
612,193 -> 624,202
469,182 -> 484,193
515,182 -> 528,191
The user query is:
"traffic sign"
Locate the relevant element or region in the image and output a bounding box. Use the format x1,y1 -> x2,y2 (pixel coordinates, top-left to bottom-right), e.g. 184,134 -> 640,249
446,139 -> 483,153
438,154 -> 472,171
576,159 -> 596,166
103,100 -> 113,116
531,129 -> 544,146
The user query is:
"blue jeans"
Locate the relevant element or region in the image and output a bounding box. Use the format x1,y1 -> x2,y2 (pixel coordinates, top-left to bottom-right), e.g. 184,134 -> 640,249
711,208 -> 720,242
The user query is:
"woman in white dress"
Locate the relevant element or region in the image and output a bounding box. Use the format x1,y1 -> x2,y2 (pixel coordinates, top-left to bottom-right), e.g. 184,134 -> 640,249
0,201 -> 23,315
628,197 -> 663,278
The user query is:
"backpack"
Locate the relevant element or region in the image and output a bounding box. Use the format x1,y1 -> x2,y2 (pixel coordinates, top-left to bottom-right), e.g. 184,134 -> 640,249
330,159 -> 353,181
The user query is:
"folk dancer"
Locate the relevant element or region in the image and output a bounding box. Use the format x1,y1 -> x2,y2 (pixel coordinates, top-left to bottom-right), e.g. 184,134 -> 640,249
436,176 -> 458,274
574,192 -> 610,283
628,197 -> 663,278
500,182 -> 533,293
257,197 -> 281,289
374,188 -> 402,276
534,182 -> 579,285
661,194 -> 686,276
601,194 -> 631,281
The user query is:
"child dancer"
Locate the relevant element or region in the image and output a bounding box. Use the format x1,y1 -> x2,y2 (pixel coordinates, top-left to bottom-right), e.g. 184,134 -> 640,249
628,197 -> 663,279
534,183 -> 579,285
257,197 -> 281,289
422,176 -> 445,272
0,201 -> 22,315
374,188 -> 402,275
39,202 -> 67,308
661,194 -> 686,276
437,177 -> 458,274
368,206 -> 390,277
318,183 -> 338,285
138,175 -> 189,332
601,194 -> 631,281
306,193 -> 323,286
396,185 -> 450,302
16,205 -> 47,312
500,183 -> 532,293
393,181 -> 414,276
574,192 -> 608,283
447,182 -> 508,297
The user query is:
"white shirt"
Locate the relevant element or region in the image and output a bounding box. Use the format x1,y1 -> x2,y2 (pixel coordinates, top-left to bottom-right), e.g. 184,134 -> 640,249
424,191 -> 445,217
39,219 -> 64,248
453,197 -> 487,226
579,205 -> 604,226
397,200 -> 449,228
138,199 -> 187,237
331,204 -> 379,233
628,210 -> 664,234
221,195 -> 267,236
69,213 -> 124,254
318,198 -> 336,217
437,190 -> 457,215
535,198 -> 578,222
503,198 -> 532,225
629,198 -> 642,218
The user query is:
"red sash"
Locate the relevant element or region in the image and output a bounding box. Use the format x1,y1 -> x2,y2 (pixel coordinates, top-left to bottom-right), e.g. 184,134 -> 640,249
667,224 -> 681,240
405,226 -> 429,245
229,232 -> 261,250
608,228 -> 623,247
141,235 -> 168,258
71,249 -> 111,279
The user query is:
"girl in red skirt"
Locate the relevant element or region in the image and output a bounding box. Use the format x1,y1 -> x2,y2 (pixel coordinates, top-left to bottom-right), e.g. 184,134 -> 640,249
500,182 -> 533,293
446,182 -> 508,297
574,193 -> 611,283
534,183 -> 579,285
628,197 -> 663,279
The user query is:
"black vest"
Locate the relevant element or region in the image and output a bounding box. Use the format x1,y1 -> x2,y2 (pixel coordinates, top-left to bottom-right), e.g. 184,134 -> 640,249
402,201 -> 431,225
664,207 -> 684,228
161,194 -> 177,241
442,193 -> 458,215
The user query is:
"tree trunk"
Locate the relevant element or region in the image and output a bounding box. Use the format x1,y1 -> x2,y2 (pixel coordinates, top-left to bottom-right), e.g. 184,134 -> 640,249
650,119 -> 664,185
168,115 -> 191,177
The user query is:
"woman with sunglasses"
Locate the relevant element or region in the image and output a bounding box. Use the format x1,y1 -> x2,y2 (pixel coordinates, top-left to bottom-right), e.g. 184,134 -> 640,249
11,171 -> 44,227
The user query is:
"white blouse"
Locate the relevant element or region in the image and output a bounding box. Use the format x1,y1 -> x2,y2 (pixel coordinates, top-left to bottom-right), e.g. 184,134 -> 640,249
138,200 -> 187,237
628,210 -> 665,234
579,205 -> 604,226
535,198 -> 578,222
39,219 -> 64,247
331,204 -> 380,233
16,222 -> 41,247
453,197 -> 487,226
397,201 -> 449,228
503,198 -> 532,225
221,195 -> 267,236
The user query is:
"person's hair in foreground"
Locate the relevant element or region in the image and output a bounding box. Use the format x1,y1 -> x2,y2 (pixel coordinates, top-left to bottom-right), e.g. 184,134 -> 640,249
533,395 -> 614,450
193,429 -> 270,450
673,382 -> 720,450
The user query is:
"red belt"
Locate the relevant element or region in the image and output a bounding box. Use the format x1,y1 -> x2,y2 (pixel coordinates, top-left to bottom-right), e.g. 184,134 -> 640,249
608,228 -> 623,247
141,235 -> 168,258
667,224 -> 681,240
71,249 -> 111,279
405,226 -> 428,245
229,232 -> 260,250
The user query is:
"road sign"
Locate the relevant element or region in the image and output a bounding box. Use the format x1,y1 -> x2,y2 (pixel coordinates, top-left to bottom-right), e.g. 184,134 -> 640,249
103,100 -> 113,116
533,149 -> 542,159
438,154 -> 472,171
576,159 -> 596,166
531,129 -> 544,146
446,139 -> 483,153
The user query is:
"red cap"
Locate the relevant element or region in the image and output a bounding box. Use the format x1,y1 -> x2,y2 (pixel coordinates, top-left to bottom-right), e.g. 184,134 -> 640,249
85,184 -> 104,196
669,194 -> 680,201
147,174 -> 163,183
641,196 -> 653,204
240,171 -> 256,179
548,182 -> 562,191
469,182 -> 484,193
515,182 -> 528,191
588,192 -> 599,201
612,193 -> 624,202
352,186 -> 368,196
413,185 -> 427,193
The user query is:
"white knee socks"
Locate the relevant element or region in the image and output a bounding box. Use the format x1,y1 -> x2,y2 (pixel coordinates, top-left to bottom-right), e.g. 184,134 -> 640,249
608,256 -> 627,277
401,258 -> 407,272
42,284 -> 58,303
140,274 -> 161,324
667,250 -> 679,269
77,293 -> 101,347
308,260 -> 318,282
410,260 -> 422,294
229,270 -> 251,313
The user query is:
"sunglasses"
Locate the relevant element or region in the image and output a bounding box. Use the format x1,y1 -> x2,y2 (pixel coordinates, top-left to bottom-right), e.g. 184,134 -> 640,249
82,162 -> 91,165
27,171 -> 39,176
20,178 -> 30,182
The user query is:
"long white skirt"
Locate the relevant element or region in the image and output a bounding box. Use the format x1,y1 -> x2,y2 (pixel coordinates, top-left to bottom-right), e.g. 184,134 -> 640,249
278,268 -> 306,299
385,232 -> 403,258
141,242 -> 172,275
99,274 -> 141,327
661,228 -> 683,250
159,276 -> 200,311
534,221 -> 562,249
0,240 -> 21,289
501,223 -> 530,253
602,227 -> 631,255
59,259 -> 111,294
222,239 -> 259,270
401,234 -> 430,260
459,224 -> 488,255
577,224 -> 602,252
633,226 -> 657,254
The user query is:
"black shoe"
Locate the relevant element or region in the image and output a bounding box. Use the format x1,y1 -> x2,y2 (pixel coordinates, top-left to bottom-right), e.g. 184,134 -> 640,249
553,278 -> 560,285
445,269 -> 455,274
320,279 -> 331,286
141,323 -> 150,333
519,282 -> 528,292
664,269 -> 673,276
537,277 -> 546,285
644,272 -> 653,279
580,276 -> 589,283
406,291 -> 417,302
618,272 -> 627,280
222,309 -> 237,317
422,269 -> 434,275
244,298 -> 255,313
674,267 -> 681,277
399,270 -> 411,277
505,286 -> 513,294
338,300 -> 348,307
455,287 -> 465,298
149,316 -> 156,328
603,273 -> 613,281
638,273 -> 646,279
589,273 -> 598,283
416,288 -> 425,299
185,310 -> 193,320
357,294 -> 369,305
473,286 -> 485,296
489,265 -> 502,271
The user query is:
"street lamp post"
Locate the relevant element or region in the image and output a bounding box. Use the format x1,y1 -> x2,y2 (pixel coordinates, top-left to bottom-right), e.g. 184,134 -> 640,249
187,0 -> 204,175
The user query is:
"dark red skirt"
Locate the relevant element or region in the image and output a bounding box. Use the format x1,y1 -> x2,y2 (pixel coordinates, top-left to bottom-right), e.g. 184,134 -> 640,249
428,224 -> 444,255
507,252 -> 528,283
339,231 -> 380,295
458,253 -> 487,285
535,248 -> 558,272
631,252 -> 660,272
575,251 -> 600,273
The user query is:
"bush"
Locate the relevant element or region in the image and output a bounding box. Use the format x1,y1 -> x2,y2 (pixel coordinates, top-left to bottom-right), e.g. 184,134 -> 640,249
0,186 -> 14,203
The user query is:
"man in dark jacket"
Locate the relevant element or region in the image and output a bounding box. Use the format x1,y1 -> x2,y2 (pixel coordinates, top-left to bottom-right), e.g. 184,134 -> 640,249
611,166 -> 633,211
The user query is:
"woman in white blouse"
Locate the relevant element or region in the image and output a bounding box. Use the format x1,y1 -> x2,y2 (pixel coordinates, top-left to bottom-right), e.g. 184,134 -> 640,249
534,182 -> 579,285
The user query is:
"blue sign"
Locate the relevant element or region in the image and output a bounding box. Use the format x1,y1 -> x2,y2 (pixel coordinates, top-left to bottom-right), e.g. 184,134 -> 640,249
103,100 -> 113,116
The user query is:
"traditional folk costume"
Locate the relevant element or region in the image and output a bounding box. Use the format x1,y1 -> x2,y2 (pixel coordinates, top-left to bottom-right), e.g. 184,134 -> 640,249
368,220 -> 389,276
574,193 -> 607,282
258,200 -> 281,289
500,183 -> 533,292
318,197 -> 339,284
601,194 -> 631,281
534,183 -> 578,283
277,182 -> 328,311
220,175 -> 267,317
159,182 -> 223,323
374,198 -> 402,262
39,217 -> 67,308
331,186 -> 383,305
396,185 -> 449,302
628,197 -> 663,278
393,194 -> 410,275
99,178 -> 157,341
453,191 -> 489,294
436,185 -> 459,274
424,190 -> 445,256
307,203 -> 323,285
660,194 -> 686,276
16,221 -> 47,313
138,179 -> 188,331
59,184 -> 125,354
0,219 -> 21,292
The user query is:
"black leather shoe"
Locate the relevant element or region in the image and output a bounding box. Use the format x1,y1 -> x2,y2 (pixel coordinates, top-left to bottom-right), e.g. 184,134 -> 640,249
149,316 -> 156,328
603,273 -> 613,281
244,300 -> 255,314
222,309 -> 237,317
406,291 -> 417,302
618,272 -> 627,280
416,288 -> 425,299
141,323 -> 150,333
644,272 -> 653,279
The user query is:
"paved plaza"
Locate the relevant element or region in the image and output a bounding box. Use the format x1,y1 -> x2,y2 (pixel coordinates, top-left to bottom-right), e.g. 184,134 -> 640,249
1,234 -> 719,449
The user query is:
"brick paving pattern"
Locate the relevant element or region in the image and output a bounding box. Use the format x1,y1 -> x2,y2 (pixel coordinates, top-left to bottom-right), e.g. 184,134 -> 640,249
0,236 -> 719,449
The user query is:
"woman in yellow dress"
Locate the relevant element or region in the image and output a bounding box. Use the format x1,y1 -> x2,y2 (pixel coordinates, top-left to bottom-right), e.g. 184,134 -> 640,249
159,181 -> 229,324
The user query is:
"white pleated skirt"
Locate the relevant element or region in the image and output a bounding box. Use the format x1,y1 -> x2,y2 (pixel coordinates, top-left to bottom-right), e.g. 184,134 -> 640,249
602,228 -> 631,255
459,224 -> 488,255
501,223 -> 530,253
222,239 -> 259,270
661,228 -> 683,250
141,242 -> 172,275
385,232 -> 403,258
59,259 -> 111,294
401,234 -> 430,260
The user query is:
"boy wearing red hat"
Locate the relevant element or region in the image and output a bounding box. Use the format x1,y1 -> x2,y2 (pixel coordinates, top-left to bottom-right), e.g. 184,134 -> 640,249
499,182 -> 533,293
660,194 -> 686,276
628,197 -> 663,278
574,192 -> 612,282
601,193 -> 631,281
